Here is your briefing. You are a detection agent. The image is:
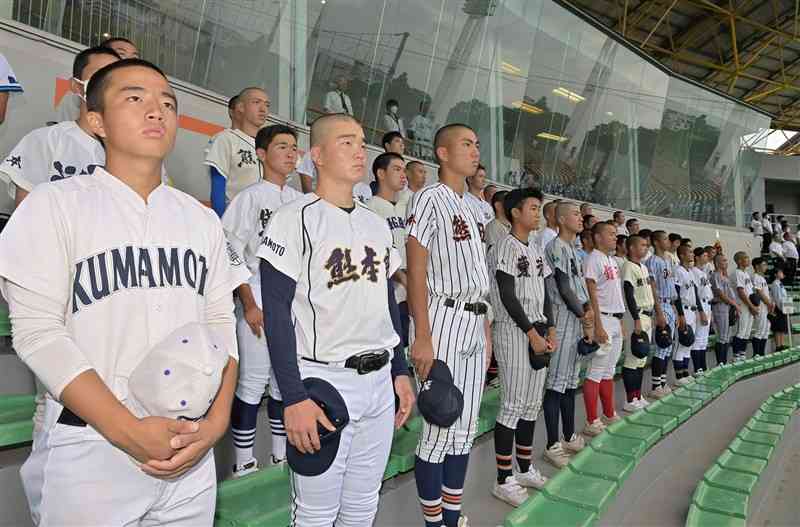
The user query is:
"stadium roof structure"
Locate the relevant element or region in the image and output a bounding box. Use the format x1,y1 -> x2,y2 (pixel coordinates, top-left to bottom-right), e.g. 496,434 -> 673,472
561,0 -> 800,154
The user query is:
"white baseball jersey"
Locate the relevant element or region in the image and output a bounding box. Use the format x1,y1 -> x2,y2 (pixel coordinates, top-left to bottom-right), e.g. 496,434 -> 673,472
733,268 -> 754,303
0,121 -> 104,198
489,234 -> 551,325
753,273 -> 769,299
0,167 -> 246,403
257,194 -> 400,363
464,191 -> 494,228
484,217 -> 511,253
691,266 -> 713,311
396,187 -> 414,218
296,151 -> 372,204
769,241 -> 784,257
536,227 -> 558,251
782,240 -> 799,259
751,218 -> 763,236
54,92 -> 81,122
615,224 -> 629,236
674,265 -> 697,309
406,183 -> 490,303
353,182 -> 373,205
323,90 -> 353,115
204,128 -> 262,204
367,195 -> 407,301
584,249 -> 625,313
222,180 -> 303,290
0,53 -> 23,93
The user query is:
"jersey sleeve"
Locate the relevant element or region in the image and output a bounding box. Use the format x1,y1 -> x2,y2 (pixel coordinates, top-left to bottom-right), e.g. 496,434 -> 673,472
584,253 -> 601,282
406,190 -> 438,249
204,132 -> 232,179
494,239 -> 517,276
204,214 -> 250,304
296,152 -> 317,180
545,240 -> 568,275
735,271 -> 747,289
538,247 -> 552,279
221,191 -> 255,268
621,262 -> 636,285
0,53 -> 22,92
0,128 -> 51,196
256,205 -> 303,282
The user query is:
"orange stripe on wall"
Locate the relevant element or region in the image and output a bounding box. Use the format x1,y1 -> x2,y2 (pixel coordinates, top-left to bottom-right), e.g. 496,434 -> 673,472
54,77 -> 71,107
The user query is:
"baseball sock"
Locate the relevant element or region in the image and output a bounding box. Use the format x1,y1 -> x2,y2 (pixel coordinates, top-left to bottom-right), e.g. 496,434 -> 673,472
415,457 -> 444,527
583,379 -> 600,423
442,454 -> 469,527
493,423 -> 514,484
651,357 -> 664,390
515,419 -> 535,473
231,396 -> 260,467
715,342 -> 727,365
561,388 -> 577,440
266,396 -> 286,461
543,389 -> 561,449
622,367 -> 637,403
672,359 -> 685,379
731,337 -> 744,360
599,378 -> 615,418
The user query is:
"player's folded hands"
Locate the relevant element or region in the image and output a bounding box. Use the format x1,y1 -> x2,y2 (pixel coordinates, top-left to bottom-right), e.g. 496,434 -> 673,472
284,399 -> 336,454
125,416 -> 198,463
140,418 -> 221,480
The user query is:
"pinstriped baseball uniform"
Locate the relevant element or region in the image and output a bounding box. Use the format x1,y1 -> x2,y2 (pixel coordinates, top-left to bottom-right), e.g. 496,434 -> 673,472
673,265 -> 698,362
646,254 -> 676,360
752,273 -> 770,339
711,271 -> 736,344
544,236 -> 589,393
488,234 -> 551,428
691,267 -> 713,350
622,260 -> 654,369
485,218 -> 511,254
406,183 -> 490,463
734,269 -> 755,339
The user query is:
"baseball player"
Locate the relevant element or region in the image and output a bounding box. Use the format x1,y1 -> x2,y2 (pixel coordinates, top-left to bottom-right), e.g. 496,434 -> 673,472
487,188 -> 553,507
397,160 -> 428,216
542,202 -> 591,468
0,58 -> 246,525
690,247 -> 713,375
732,251 -> 757,362
297,150 -> 373,204
464,163 -> 495,232
672,245 -> 702,385
258,114 -> 413,527
769,265 -> 789,351
1,46 -> 119,206
221,124 -> 303,476
0,52 -> 23,125
583,221 -> 625,434
646,230 -> 677,397
367,152 -> 410,346
484,190 -> 510,253
621,234 -> 655,411
205,87 -> 270,217
751,257 -> 773,357
710,252 -> 738,366
406,123 -> 491,527
536,201 -> 559,250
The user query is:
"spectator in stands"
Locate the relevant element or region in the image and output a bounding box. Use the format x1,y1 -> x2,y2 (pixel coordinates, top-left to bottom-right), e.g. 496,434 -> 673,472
666,233 -> 681,266
484,190 -> 510,253
580,202 -> 592,217
536,200 -> 560,250
681,238 -> 692,249
382,98 -> 405,137
773,215 -> 783,236
323,76 -> 353,115
613,211 -> 627,235
0,52 -> 23,126
582,214 -> 598,229
408,99 -> 435,160
769,234 -> 784,259
397,160 -> 427,215
769,264 -> 789,351
625,218 -> 639,235
782,232 -> 798,286
0,46 -> 119,206
762,212 -> 773,254
382,130 -> 405,155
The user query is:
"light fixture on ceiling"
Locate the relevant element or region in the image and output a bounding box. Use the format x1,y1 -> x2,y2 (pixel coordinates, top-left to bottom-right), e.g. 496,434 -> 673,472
512,100 -> 544,114
537,132 -> 569,142
553,87 -> 585,103
501,62 -> 522,75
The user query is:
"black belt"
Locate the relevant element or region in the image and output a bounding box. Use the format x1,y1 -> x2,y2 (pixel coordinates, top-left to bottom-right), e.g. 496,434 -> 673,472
57,407 -> 86,427
443,298 -> 488,315
304,350 -> 390,375
688,306 -> 698,312
601,312 -> 624,319
660,298 -> 675,305
641,310 -> 654,317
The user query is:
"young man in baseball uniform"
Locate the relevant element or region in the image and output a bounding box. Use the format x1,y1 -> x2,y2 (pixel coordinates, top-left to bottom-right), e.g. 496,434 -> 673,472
221,124 -> 303,476
583,222 -> 625,435
407,123 -> 491,527
484,190 -> 510,253
690,247 -> 713,375
732,251 -> 757,362
259,114 -> 414,527
1,46 -> 119,206
206,87 -> 270,217
464,164 -> 494,227
488,188 -> 554,507
647,230 -> 677,397
0,58 -> 246,526
751,257 -> 773,357
542,202 -> 592,468
710,252 -> 739,366
621,234 -> 655,411
673,245 -> 702,385
536,201 -> 559,250
397,160 -> 428,216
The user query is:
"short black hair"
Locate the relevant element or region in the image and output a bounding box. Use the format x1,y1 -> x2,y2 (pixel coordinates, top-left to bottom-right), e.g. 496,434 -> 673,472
752,256 -> 766,267
228,95 -> 239,111
668,233 -> 682,243
651,229 -> 667,245
255,124 -> 297,151
693,247 -> 705,258
386,98 -> 398,109
73,46 -> 120,79
580,229 -> 593,241
504,187 -> 543,223
405,160 -> 424,171
582,214 -> 595,225
613,210 -> 624,220
491,190 -> 508,213
626,234 -> 644,251
86,58 -> 169,113
677,244 -> 693,258
625,218 -> 638,229
592,220 -> 614,240
382,131 -> 403,149
433,123 -> 475,163
100,36 -> 135,49
617,234 -> 627,245
639,228 -> 652,239
372,152 -> 405,180
681,238 -> 692,245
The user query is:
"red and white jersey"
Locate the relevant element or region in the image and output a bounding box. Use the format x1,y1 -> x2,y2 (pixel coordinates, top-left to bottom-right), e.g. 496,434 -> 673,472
257,194 -> 401,363
406,183 -> 489,303
584,249 -> 625,313
204,128 -> 262,204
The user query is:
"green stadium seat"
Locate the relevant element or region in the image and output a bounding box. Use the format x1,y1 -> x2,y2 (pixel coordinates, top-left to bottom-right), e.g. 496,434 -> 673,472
738,429 -> 781,447
716,451 -> 767,476
744,420 -> 785,436
0,306 -> 11,337
625,409 -> 679,434
541,466 -> 617,513
644,401 -> 693,424
758,403 -> 795,417
504,492 -> 597,527
214,465 -> 290,527
726,437 -> 773,461
589,432 -> 647,460
670,394 -> 704,413
568,447 -> 636,483
692,482 -> 747,519
0,394 -> 35,447
703,464 -> 759,494
751,409 -> 790,426
604,420 -> 661,449
685,505 -> 746,527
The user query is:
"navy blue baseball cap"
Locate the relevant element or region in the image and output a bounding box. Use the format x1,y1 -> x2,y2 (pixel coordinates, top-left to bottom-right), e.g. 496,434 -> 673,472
418,360 -> 464,428
655,325 -> 673,348
529,322 -> 552,370
577,337 -> 600,356
749,293 -> 761,307
631,331 -> 651,359
678,324 -> 695,347
286,377 -> 349,477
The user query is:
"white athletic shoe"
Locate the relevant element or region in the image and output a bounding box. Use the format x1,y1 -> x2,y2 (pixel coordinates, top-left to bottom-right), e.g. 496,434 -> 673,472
270,455 -> 286,468
623,400 -> 640,413
563,433 -> 586,454
544,442 -> 571,468
604,413 -> 622,424
583,418 -> 606,437
457,515 -> 470,527
515,464 -> 548,489
636,396 -> 650,408
676,377 -> 693,386
491,476 -> 529,507
232,458 -> 259,478
650,385 -> 668,399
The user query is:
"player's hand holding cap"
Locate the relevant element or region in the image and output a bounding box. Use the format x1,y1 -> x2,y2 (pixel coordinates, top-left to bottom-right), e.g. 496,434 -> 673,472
749,293 -> 762,307
529,322 -> 553,370
728,305 -> 739,327
677,324 -> 695,347
417,359 -> 464,427
654,325 -> 673,348
127,322 -> 229,421
630,331 -> 651,359
576,337 -> 600,357
287,378 -> 349,476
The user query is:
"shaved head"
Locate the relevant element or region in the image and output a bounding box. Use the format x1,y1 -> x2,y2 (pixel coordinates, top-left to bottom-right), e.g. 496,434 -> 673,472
310,113 -> 361,147
433,123 -> 475,163
556,201 -> 579,221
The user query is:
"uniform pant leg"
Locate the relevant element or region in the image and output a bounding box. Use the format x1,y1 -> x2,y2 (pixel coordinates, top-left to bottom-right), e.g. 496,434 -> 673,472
654,303 -> 676,360
234,297 -> 271,405
674,310 -> 696,361
737,306 -> 754,339
141,452 -> 217,527
545,306 -> 582,394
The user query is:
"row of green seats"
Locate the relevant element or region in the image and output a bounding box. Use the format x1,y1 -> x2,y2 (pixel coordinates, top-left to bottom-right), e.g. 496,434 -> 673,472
686,383 -> 800,526
504,348 -> 800,527
0,394 -> 34,448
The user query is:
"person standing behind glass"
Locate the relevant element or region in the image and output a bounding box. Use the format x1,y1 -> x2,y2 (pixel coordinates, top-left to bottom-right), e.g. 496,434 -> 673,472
408,100 -> 435,160
323,76 -> 353,115
383,99 -> 405,137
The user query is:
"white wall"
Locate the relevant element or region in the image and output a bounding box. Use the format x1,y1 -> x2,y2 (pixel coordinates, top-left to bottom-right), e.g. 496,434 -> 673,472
756,152 -> 800,182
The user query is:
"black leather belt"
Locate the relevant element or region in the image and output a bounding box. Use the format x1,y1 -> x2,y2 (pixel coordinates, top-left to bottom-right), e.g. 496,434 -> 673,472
57,407 -> 86,427
443,298 -> 488,315
641,310 -> 654,317
601,312 -> 624,319
304,350 -> 390,374
688,306 -> 698,312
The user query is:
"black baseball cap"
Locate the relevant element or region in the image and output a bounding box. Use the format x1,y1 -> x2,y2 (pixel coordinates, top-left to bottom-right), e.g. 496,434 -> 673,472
577,337 -> 600,356
678,324 -> 695,347
286,378 -> 349,477
749,293 -> 761,307
655,325 -> 673,348
631,331 -> 651,359
529,322 -> 552,370
418,360 -> 464,428
728,305 -> 739,327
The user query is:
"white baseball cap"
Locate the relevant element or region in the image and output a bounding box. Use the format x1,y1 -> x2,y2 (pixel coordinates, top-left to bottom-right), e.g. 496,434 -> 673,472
128,322 -> 228,420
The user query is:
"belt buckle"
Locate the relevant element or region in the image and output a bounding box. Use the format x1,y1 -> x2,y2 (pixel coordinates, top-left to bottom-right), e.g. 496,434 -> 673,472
356,352 -> 383,374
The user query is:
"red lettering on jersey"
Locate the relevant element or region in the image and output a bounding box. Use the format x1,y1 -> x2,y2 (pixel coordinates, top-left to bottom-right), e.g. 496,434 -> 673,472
603,265 -> 618,280
452,215 -> 472,242
406,214 -> 416,227
477,222 -> 486,242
